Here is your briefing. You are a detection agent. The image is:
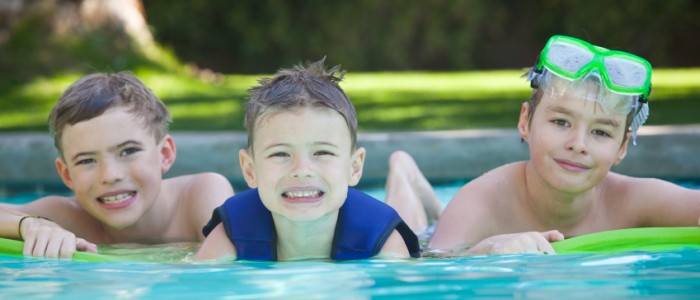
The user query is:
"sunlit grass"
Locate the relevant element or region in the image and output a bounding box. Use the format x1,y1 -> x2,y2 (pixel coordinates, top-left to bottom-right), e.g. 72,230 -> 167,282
1,68 -> 698,132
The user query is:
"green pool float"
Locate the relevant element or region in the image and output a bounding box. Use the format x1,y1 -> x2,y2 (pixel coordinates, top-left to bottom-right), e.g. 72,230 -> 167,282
1,227 -> 698,262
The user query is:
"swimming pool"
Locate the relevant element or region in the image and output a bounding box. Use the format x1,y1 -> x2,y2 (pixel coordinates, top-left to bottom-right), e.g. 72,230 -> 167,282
2,183 -> 700,299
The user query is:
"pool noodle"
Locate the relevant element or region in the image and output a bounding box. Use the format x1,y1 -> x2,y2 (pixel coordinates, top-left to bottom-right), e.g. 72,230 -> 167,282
551,227 -> 700,254
1,227 -> 698,262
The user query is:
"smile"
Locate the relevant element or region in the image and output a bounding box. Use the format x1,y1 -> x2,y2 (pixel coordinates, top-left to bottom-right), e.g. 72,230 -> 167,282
283,190 -> 322,198
282,190 -> 324,203
97,191 -> 137,209
555,159 -> 590,172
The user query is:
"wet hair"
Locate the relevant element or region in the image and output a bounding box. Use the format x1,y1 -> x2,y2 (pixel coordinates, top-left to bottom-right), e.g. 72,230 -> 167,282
244,57 -> 357,150
48,72 -> 171,155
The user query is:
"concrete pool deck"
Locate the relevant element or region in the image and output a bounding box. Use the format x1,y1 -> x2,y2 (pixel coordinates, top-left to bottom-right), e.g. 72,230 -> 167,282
1,125 -> 699,192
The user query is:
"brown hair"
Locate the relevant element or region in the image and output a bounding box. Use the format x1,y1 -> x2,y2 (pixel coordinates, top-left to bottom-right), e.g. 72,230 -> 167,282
244,57 -> 357,149
48,72 -> 171,154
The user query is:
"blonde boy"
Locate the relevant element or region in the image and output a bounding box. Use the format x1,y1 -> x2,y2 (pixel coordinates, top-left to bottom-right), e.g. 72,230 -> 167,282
429,35 -> 700,254
1,72 -> 234,258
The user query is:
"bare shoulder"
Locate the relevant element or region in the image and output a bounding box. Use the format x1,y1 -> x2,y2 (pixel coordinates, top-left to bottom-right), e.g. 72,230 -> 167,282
163,172 -> 234,239
603,172 -> 700,226
604,172 -> 699,201
450,161 -> 525,206
165,172 -> 234,200
430,162 -> 525,249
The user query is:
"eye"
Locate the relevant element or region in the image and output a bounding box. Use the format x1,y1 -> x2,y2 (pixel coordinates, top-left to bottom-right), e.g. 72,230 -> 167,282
268,152 -> 290,158
120,147 -> 142,157
551,119 -> 570,127
75,158 -> 95,166
314,150 -> 335,156
592,129 -> 612,137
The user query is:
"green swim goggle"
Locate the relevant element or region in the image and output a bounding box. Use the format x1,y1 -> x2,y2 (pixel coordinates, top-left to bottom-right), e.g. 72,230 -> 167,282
534,35 -> 652,101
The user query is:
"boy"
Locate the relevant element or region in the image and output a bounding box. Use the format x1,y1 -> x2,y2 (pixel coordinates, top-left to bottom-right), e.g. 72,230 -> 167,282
429,35 -> 700,255
194,58 -> 421,261
1,72 -> 234,259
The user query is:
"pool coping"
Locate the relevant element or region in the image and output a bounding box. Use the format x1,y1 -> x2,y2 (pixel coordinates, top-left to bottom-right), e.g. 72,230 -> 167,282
1,125 -> 699,192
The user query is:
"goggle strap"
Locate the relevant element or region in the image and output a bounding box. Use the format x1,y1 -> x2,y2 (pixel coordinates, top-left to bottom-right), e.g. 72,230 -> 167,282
630,101 -> 649,146
528,67 -> 543,89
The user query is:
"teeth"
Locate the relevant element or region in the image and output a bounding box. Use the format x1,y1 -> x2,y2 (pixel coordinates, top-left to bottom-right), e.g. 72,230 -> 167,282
101,192 -> 133,204
284,190 -> 321,198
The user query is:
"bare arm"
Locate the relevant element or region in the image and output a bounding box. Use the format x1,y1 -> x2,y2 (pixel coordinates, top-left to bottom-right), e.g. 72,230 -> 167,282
193,223 -> 236,261
0,203 -> 97,258
624,177 -> 700,227
377,229 -> 411,258
428,177 -> 501,250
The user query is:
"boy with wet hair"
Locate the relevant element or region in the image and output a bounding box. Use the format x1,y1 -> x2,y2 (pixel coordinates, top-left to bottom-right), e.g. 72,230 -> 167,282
195,58 -> 423,261
429,35 -> 700,255
1,72 -> 234,259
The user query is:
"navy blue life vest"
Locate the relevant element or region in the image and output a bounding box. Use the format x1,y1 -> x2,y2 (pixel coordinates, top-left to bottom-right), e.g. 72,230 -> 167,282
202,188 -> 420,261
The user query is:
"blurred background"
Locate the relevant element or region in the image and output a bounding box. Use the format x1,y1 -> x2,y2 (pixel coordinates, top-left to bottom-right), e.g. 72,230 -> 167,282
1,0 -> 699,133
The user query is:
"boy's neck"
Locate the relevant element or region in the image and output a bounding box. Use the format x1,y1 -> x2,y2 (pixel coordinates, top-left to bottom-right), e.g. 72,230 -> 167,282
273,211 -> 339,261
521,162 -> 600,229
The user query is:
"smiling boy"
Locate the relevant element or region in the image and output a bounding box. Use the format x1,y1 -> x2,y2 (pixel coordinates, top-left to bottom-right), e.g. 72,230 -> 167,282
194,58 -> 420,261
429,35 -> 700,255
1,72 -> 234,258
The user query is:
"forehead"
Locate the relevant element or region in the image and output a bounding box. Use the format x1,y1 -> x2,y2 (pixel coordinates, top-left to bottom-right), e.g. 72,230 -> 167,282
539,89 -> 628,122
60,107 -> 152,152
253,107 -> 351,145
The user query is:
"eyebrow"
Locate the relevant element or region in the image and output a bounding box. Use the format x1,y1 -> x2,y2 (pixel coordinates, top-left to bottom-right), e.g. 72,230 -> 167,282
548,105 -> 621,128
71,140 -> 143,162
260,141 -> 340,151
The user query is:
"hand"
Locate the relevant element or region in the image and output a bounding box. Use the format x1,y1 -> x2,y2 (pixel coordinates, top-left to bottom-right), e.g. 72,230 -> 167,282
467,230 -> 564,255
20,217 -> 98,259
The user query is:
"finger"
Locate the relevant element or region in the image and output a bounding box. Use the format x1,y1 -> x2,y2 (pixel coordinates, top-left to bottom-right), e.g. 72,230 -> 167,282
31,230 -> 50,258
540,230 -> 565,242
44,235 -> 64,259
76,238 -> 99,253
22,232 -> 37,257
535,237 -> 556,254
59,237 -> 76,260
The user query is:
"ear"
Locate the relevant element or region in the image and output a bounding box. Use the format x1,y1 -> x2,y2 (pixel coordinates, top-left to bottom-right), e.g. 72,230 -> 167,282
614,132 -> 631,165
348,147 -> 366,187
159,134 -> 177,174
55,156 -> 75,191
239,148 -> 257,188
517,102 -> 531,141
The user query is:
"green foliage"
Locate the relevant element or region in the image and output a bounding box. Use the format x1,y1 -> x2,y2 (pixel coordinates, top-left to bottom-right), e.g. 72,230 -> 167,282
142,0 -> 700,73
1,69 -> 698,132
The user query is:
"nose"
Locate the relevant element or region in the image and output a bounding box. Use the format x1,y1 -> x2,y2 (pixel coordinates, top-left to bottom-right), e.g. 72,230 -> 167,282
566,127 -> 588,155
291,154 -> 314,179
99,158 -> 124,184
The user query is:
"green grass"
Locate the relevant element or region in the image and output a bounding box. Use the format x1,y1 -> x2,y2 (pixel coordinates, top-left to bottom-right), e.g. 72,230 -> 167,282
1,68 -> 699,132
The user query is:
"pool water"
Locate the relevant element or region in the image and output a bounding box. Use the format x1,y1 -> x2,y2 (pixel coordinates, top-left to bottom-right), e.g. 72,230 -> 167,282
2,250 -> 699,298
2,182 -> 700,299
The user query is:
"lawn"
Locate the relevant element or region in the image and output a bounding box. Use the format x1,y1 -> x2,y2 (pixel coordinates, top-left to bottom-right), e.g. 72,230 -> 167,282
1,68 -> 699,132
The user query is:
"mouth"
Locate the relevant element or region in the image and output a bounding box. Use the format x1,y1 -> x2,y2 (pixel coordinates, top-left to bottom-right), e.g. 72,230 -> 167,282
97,191 -> 137,209
554,159 -> 590,172
281,189 -> 325,203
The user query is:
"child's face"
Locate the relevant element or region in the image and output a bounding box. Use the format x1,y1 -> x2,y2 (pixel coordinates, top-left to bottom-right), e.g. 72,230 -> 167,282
240,106 -> 365,222
518,89 -> 630,193
55,107 -> 175,229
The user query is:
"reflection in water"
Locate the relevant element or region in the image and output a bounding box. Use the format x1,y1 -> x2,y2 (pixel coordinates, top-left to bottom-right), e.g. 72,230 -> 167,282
2,248 -> 700,298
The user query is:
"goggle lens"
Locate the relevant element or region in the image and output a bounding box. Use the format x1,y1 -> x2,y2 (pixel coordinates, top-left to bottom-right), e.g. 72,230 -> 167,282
604,56 -> 649,89
546,41 -> 594,74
